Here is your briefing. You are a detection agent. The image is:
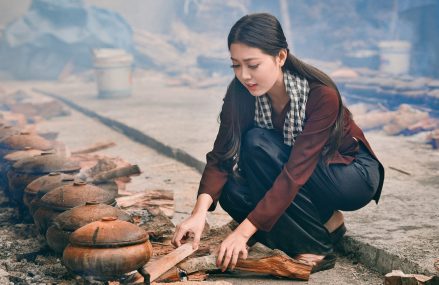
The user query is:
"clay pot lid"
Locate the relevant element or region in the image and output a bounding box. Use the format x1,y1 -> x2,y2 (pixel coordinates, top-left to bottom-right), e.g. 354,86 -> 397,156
53,202 -> 132,231
24,172 -> 75,196
39,181 -> 116,211
4,148 -> 43,162
0,132 -> 53,151
11,152 -> 80,174
69,216 -> 148,247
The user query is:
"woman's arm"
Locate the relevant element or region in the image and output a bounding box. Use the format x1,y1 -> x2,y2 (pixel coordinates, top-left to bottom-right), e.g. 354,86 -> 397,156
171,193 -> 213,249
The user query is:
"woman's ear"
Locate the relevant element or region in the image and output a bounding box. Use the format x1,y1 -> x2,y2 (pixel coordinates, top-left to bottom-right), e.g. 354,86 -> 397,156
278,49 -> 288,67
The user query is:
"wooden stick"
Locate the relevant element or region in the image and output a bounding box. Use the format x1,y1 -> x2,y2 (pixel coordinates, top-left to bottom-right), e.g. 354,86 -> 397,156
139,243 -> 197,283
90,164 -> 141,183
71,142 -> 116,154
389,166 -> 411,176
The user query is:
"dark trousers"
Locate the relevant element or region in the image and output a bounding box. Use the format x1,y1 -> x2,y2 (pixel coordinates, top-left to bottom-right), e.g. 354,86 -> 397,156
219,128 -> 380,256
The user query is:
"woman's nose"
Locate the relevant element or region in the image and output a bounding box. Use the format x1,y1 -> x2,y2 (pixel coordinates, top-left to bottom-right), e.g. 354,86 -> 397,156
241,67 -> 251,80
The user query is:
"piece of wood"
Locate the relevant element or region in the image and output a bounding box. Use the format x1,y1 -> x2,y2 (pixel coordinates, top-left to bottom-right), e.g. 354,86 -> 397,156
153,281 -> 231,285
384,270 -> 434,285
177,242 -> 312,281
389,166 -> 411,176
71,141 -> 116,154
117,190 -> 174,218
90,164 -> 141,183
139,243 -> 197,283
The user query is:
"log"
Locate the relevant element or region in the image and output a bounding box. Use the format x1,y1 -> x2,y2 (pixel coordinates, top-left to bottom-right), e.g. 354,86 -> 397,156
138,243 -> 197,283
90,164 -> 141,183
71,141 -> 116,154
116,190 -> 174,218
177,242 -> 312,281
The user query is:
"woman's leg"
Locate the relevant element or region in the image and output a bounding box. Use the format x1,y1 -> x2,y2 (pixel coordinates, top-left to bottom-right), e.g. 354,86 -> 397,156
219,128 -> 333,256
304,142 -> 381,223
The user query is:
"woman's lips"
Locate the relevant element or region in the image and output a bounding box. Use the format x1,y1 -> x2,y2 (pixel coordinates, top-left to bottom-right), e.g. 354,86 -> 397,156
245,83 -> 258,91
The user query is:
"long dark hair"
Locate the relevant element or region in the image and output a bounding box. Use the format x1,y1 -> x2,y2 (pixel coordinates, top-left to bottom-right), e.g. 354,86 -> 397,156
218,13 -> 349,171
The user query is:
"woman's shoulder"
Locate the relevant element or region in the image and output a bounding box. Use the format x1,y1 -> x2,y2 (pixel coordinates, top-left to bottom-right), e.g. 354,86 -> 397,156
309,81 -> 337,96
307,81 -> 339,107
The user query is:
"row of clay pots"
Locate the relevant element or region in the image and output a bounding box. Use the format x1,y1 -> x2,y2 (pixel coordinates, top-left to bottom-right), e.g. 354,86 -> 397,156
0,123 -> 74,206
0,117 -> 152,280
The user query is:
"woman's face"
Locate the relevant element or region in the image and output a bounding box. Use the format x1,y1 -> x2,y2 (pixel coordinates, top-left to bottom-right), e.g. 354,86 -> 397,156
229,43 -> 285,96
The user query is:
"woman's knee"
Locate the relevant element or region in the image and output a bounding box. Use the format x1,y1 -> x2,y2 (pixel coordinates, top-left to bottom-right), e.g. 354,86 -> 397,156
219,179 -> 254,222
241,128 -> 288,163
242,128 -> 270,153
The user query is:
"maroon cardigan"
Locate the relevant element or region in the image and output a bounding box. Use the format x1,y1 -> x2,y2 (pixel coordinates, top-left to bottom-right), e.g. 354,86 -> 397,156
198,81 -> 384,232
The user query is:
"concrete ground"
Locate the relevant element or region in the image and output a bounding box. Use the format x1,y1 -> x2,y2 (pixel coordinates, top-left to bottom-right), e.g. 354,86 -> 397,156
1,68 -> 438,282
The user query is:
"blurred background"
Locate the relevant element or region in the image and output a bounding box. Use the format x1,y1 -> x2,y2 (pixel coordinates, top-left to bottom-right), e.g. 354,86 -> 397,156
0,0 -> 438,80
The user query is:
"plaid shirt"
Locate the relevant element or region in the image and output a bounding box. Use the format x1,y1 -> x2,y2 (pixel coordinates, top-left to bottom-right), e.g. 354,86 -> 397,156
254,70 -> 309,146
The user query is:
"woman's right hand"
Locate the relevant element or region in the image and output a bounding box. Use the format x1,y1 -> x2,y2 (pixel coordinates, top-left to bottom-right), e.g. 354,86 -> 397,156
171,212 -> 206,250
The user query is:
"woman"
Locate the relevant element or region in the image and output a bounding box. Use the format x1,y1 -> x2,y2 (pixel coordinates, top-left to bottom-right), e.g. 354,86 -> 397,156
172,13 -> 384,273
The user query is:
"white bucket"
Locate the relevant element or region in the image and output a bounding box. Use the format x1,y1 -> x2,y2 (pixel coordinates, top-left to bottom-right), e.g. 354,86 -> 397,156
93,49 -> 133,98
378,41 -> 411,75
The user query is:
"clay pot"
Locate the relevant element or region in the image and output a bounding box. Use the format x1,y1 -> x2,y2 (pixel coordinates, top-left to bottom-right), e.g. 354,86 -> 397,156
63,217 -> 152,280
33,181 -> 116,235
24,173 -> 119,215
46,202 -> 132,254
0,131 -> 53,155
23,172 -> 75,215
7,152 -> 80,205
0,147 -> 43,198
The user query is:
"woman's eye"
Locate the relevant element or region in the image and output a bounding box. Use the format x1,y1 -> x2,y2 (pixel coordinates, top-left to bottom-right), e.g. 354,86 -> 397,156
248,64 -> 259,69
230,64 -> 240,69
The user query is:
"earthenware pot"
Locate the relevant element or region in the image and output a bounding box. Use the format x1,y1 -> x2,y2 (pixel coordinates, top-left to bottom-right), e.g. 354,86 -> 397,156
63,217 -> 152,280
0,131 -> 53,155
46,202 -> 132,254
0,147 -> 42,198
7,152 -> 80,204
33,181 -> 116,235
24,172 -> 119,215
23,172 -> 75,214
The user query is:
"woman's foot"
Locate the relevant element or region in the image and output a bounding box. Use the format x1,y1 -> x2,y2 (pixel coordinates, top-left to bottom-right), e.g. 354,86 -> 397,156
294,253 -> 337,273
294,253 -> 325,265
324,210 -> 344,233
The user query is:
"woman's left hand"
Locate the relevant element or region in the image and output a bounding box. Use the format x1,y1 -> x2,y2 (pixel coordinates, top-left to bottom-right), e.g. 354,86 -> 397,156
216,218 -> 257,271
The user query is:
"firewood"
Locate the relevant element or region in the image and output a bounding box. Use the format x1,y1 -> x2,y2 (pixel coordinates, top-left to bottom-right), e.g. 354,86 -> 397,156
117,190 -> 174,218
177,242 -> 312,281
384,270 -> 435,285
389,166 -> 411,176
71,141 -> 116,154
90,164 -> 141,183
139,243 -> 197,283
185,271 -> 208,281
153,281 -> 231,285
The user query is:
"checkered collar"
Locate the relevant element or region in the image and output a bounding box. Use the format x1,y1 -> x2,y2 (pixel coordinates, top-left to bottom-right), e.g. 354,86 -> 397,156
254,70 -> 309,146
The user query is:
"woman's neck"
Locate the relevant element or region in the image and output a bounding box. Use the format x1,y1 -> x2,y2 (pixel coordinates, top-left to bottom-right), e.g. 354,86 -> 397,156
267,70 -> 289,110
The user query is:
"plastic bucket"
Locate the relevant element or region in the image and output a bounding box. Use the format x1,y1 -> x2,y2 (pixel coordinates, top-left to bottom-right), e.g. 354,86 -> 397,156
93,49 -> 133,98
378,41 -> 411,75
